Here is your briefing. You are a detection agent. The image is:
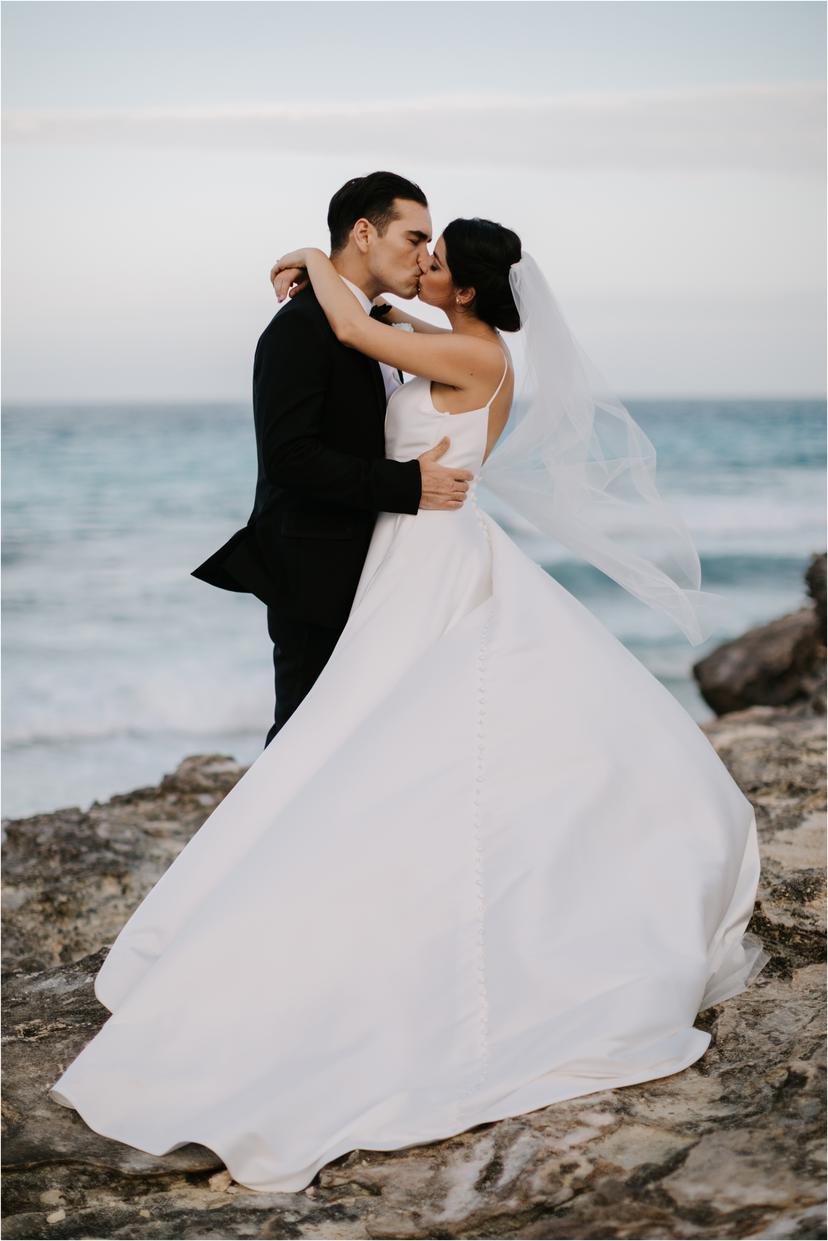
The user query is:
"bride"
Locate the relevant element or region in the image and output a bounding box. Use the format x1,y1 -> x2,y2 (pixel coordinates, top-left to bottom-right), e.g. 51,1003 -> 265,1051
47,218 -> 770,1194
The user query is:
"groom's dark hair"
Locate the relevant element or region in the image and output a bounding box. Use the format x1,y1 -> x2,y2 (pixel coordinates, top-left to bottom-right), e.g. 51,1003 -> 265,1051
327,171 -> 428,255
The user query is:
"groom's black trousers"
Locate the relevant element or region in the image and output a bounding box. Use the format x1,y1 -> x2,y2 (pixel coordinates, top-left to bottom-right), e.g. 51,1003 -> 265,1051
264,607 -> 342,748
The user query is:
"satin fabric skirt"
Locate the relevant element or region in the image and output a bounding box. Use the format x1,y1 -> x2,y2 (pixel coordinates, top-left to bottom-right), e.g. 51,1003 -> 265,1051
48,500 -> 769,1192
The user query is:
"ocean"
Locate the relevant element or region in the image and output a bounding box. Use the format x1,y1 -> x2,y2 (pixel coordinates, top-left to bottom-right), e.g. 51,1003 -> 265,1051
2,398 -> 825,821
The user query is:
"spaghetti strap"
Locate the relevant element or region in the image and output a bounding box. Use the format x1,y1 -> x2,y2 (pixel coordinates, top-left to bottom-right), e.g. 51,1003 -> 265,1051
487,348 -> 510,408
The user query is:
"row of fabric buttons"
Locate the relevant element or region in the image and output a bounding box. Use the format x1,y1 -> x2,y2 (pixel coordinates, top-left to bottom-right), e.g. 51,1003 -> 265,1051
457,492 -> 494,1116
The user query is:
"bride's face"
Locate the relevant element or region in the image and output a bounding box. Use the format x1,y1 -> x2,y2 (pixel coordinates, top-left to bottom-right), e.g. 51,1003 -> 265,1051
417,235 -> 458,312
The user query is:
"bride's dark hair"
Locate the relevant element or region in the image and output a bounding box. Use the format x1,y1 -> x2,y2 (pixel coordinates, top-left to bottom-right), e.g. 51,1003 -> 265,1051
442,218 -> 522,332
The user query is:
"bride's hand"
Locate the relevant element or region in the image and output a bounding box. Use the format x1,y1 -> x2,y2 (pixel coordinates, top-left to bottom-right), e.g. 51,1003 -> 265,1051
270,249 -> 311,302
271,265 -> 308,302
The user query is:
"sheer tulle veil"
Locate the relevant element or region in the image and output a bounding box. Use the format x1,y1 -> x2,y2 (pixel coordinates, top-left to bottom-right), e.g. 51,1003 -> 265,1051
478,253 -> 727,646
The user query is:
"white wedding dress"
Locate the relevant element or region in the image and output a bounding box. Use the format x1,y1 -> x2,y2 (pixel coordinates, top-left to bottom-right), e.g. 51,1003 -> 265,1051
48,359 -> 769,1193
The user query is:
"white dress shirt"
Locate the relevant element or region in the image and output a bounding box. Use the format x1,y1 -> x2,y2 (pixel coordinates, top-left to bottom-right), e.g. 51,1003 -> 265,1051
339,276 -> 403,403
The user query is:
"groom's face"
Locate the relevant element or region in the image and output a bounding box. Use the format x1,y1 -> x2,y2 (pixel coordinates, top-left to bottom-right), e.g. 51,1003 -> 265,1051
368,198 -> 433,300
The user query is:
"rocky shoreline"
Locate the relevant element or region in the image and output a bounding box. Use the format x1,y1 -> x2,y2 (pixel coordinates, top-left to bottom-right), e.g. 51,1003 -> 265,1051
2,555 -> 825,1240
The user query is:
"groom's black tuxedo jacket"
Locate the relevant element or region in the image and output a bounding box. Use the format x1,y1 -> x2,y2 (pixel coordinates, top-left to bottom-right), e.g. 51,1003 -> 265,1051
191,286 -> 422,630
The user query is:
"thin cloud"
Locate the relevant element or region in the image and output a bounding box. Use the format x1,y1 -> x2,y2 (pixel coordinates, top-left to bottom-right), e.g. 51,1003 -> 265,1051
3,83 -> 824,172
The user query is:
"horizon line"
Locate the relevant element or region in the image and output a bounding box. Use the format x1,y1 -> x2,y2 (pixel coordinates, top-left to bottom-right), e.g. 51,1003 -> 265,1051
3,393 -> 826,408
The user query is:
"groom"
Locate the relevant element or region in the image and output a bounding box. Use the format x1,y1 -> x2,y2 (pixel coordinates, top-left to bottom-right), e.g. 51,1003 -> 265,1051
192,170 -> 473,746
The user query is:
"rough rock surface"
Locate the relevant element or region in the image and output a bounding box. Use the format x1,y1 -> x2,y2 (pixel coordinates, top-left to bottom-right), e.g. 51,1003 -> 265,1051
3,626 -> 826,1237
2,754 -> 245,980
693,551 -> 826,716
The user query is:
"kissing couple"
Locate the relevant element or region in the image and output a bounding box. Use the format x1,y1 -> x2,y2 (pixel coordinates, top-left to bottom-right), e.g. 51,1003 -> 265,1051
48,170 -> 769,1194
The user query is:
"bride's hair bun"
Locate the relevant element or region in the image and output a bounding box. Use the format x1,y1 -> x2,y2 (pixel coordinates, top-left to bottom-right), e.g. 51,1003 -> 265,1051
442,218 -> 523,332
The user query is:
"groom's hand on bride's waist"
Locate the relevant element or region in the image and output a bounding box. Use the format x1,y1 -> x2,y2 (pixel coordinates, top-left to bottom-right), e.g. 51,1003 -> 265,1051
417,438 -> 473,510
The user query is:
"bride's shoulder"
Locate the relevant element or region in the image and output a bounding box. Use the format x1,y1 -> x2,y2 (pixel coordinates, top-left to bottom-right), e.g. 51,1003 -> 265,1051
461,332 -> 511,378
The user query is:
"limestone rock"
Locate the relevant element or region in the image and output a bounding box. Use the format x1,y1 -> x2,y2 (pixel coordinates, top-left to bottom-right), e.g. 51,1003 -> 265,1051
2,639 -> 825,1236
806,550 -> 827,634
693,551 -> 826,716
1,754 -> 245,979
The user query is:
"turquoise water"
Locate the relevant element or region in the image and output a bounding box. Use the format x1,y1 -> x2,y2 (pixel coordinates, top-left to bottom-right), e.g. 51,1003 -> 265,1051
2,398 -> 825,820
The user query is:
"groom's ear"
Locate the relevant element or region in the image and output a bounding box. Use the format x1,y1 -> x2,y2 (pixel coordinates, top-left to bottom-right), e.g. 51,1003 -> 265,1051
352,217 -> 375,254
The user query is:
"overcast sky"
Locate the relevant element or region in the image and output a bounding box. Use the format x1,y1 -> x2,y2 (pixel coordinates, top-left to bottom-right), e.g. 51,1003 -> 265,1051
2,0 -> 825,401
